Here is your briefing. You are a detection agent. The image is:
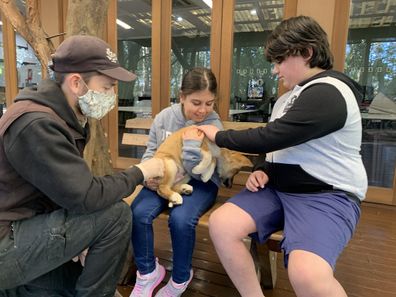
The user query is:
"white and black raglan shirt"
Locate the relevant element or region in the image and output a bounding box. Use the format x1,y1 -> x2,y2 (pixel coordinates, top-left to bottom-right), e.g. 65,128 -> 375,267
215,70 -> 368,201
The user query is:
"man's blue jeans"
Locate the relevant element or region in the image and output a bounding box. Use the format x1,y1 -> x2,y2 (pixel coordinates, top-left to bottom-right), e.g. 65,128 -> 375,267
0,201 -> 131,297
131,179 -> 218,284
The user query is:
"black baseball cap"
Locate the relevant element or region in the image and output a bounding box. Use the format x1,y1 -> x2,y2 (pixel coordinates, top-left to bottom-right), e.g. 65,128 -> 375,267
49,35 -> 136,82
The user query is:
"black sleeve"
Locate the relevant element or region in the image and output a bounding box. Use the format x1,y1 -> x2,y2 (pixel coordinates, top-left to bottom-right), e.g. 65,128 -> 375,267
215,83 -> 348,154
4,114 -> 143,213
252,154 -> 267,171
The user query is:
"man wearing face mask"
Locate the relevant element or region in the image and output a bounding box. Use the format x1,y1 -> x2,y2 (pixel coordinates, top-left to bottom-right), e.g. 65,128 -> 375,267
0,35 -> 164,297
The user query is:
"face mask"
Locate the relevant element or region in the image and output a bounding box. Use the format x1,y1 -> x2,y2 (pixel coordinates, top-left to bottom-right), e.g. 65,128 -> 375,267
78,89 -> 116,120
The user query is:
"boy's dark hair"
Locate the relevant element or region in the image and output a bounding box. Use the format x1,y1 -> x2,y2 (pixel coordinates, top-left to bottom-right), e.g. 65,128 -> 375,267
180,67 -> 217,97
265,15 -> 334,70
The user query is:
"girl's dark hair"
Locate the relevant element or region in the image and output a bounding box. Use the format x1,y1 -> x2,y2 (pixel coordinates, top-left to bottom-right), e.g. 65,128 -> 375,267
180,67 -> 217,97
265,15 -> 333,70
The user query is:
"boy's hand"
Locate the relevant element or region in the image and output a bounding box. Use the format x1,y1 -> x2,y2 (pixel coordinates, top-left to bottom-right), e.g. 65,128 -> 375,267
246,170 -> 269,192
183,127 -> 204,141
197,125 -> 220,142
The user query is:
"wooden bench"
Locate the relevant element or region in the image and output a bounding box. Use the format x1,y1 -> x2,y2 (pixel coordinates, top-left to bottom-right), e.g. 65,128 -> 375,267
122,117 -> 283,289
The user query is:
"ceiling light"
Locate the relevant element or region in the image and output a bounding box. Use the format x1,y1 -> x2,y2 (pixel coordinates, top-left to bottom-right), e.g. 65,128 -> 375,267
0,21 -> 2,26
177,16 -> 183,22
250,9 -> 257,15
116,19 -> 131,30
202,0 -> 212,9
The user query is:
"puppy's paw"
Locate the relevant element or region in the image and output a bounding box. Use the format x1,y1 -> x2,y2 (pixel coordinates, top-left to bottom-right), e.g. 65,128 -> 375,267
201,161 -> 216,182
201,171 -> 212,182
169,193 -> 183,207
180,184 -> 193,195
192,164 -> 204,175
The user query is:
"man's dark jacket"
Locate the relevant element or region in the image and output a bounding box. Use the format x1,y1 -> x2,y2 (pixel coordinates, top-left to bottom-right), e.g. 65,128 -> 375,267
0,79 -> 143,238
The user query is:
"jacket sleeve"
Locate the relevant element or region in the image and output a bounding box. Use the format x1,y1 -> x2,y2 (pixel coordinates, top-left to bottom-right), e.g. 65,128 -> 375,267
252,154 -> 268,172
215,84 -> 348,154
4,114 -> 144,213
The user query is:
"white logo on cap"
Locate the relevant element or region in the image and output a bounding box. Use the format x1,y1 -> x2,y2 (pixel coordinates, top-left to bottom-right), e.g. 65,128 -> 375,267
106,48 -> 118,63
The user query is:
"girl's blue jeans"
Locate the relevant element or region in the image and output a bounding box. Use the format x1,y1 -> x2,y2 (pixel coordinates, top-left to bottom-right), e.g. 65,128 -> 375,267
131,179 -> 218,283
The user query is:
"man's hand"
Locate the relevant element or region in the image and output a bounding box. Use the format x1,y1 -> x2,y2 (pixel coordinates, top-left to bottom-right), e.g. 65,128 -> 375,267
197,125 -> 220,142
144,177 -> 161,191
135,158 -> 164,181
183,127 -> 204,142
72,248 -> 88,266
246,170 -> 269,192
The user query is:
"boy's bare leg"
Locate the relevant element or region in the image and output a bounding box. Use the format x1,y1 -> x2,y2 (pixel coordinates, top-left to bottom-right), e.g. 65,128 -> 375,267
209,203 -> 265,297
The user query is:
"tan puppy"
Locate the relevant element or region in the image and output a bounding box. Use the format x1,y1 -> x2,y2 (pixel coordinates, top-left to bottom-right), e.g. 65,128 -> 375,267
153,126 -> 252,207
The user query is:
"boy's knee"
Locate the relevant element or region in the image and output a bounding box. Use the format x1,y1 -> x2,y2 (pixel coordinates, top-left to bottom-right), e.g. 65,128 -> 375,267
208,209 -> 227,239
288,255 -> 334,295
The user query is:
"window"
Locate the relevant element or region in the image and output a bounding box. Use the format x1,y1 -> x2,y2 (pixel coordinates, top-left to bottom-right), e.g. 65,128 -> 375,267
230,0 -> 284,122
117,0 -> 152,158
16,34 -> 41,89
170,0 -> 212,101
345,0 -> 396,188
0,15 -> 5,116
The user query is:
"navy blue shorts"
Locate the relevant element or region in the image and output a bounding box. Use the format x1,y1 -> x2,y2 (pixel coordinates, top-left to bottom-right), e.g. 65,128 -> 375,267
228,187 -> 361,269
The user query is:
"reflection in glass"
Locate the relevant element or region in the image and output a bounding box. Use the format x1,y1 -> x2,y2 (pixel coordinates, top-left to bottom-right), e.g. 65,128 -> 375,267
0,15 -> 4,116
13,0 -> 42,89
231,0 -> 284,122
171,1 -> 212,101
16,34 -> 42,89
345,0 -> 396,188
117,0 -> 152,158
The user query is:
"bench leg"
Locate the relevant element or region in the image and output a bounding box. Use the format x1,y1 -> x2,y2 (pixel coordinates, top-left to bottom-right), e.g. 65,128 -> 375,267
250,239 -> 278,289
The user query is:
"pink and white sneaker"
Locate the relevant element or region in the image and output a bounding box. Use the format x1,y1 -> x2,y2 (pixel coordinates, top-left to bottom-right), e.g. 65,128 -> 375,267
155,270 -> 193,297
129,260 -> 166,297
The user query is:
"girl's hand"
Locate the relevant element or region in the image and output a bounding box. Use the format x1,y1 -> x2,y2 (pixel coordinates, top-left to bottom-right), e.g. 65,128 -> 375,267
183,127 -> 204,142
246,170 -> 269,192
196,125 -> 220,142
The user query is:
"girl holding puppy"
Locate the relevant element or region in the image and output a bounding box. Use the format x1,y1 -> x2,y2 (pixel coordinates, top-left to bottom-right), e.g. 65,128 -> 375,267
130,67 -> 223,297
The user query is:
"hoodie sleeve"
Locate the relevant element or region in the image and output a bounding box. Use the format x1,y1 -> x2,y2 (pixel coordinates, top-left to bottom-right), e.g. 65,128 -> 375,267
4,113 -> 144,213
141,115 -> 162,161
182,118 -> 223,178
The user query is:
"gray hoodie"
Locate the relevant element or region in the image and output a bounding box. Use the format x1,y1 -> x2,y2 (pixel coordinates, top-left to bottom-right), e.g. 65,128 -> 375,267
142,103 -> 223,186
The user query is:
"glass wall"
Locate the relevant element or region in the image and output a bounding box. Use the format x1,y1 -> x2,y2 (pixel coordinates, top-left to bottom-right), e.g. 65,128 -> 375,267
345,0 -> 396,188
170,1 -> 212,101
14,0 -> 41,90
117,0 -> 152,158
1,21 -> 41,115
0,16 -> 5,116
16,34 -> 41,89
230,0 -> 284,122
